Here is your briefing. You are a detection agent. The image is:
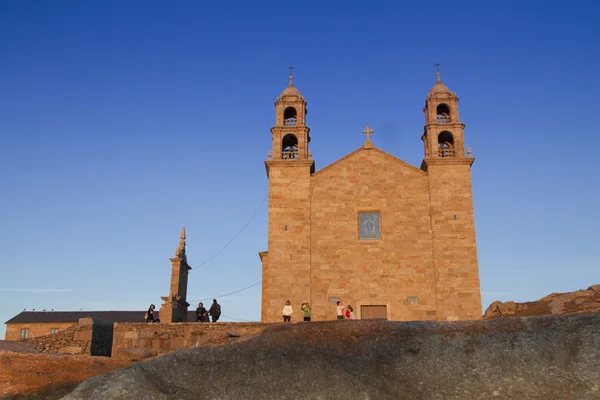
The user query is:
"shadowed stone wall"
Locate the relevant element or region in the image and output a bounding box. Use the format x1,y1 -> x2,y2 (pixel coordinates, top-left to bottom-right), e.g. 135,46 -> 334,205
87,318 -> 114,357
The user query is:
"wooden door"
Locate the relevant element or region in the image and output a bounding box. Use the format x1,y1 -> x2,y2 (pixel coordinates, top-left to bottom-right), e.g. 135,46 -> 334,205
361,305 -> 387,320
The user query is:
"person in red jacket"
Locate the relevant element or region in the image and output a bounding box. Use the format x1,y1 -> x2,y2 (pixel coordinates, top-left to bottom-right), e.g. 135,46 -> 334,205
345,305 -> 356,320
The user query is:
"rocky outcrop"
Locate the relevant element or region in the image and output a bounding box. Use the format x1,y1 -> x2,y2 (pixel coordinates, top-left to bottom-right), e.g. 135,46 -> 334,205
485,284 -> 600,319
0,352 -> 133,400
63,314 -> 600,400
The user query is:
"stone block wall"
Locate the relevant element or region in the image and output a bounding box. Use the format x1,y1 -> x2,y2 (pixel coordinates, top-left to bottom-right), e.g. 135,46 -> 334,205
263,160 -> 313,323
309,148 -> 437,322
426,159 -> 482,320
112,322 -> 268,359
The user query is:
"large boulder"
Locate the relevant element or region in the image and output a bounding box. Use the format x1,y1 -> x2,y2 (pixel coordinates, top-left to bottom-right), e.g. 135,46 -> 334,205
484,285 -> 600,319
63,314 -> 600,400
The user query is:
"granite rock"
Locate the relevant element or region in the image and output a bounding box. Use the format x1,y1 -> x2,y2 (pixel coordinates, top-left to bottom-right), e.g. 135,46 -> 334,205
63,313 -> 600,400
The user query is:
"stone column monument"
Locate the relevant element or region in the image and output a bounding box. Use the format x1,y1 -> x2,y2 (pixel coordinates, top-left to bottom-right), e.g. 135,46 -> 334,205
160,227 -> 192,322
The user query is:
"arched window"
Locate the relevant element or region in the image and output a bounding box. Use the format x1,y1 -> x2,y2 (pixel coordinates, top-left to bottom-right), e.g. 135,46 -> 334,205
438,131 -> 455,157
282,134 -> 298,160
283,107 -> 297,126
436,104 -> 451,123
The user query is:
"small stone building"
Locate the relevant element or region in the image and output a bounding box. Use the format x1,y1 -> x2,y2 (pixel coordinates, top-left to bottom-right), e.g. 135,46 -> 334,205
260,71 -> 482,322
4,311 -> 149,340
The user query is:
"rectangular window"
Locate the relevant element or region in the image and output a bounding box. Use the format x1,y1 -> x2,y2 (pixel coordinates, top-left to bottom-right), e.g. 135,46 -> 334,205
359,212 -> 381,239
50,328 -> 59,334
20,328 -> 29,339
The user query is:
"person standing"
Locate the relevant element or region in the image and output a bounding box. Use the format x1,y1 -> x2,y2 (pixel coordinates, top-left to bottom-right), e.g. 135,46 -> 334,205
208,299 -> 221,322
347,305 -> 357,320
301,302 -> 312,322
196,302 -> 207,322
282,300 -> 293,322
336,301 -> 345,320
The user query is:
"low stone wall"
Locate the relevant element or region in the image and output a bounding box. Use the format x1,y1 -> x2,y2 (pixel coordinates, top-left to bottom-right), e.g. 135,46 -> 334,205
24,317 -> 116,356
23,319 -> 273,359
26,321 -> 92,354
112,322 -> 269,359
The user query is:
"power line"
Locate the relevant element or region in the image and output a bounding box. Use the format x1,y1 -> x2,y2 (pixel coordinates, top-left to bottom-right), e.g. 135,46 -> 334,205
189,195 -> 267,272
188,281 -> 261,304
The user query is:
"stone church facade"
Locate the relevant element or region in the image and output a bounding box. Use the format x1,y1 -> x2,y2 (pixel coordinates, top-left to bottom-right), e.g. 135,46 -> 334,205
260,71 -> 482,322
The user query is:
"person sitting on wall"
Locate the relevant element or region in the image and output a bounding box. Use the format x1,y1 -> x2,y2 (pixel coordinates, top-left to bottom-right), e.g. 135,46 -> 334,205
208,299 -> 221,322
196,302 -> 208,322
145,304 -> 160,323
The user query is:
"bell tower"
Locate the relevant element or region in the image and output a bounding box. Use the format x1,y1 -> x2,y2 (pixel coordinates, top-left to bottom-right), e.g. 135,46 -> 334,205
267,66 -> 313,165
421,67 -> 468,160
262,68 -> 314,322
421,67 -> 482,321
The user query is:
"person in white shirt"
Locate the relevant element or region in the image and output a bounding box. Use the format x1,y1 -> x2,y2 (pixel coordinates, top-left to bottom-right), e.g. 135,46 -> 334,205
282,300 -> 293,322
336,301 -> 345,320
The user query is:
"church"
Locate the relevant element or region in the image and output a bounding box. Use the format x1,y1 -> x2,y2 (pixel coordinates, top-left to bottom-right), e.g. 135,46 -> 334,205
259,70 -> 482,322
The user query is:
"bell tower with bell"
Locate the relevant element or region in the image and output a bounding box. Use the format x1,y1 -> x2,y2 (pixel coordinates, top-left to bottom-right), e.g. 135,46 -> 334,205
262,68 -> 314,322
421,64 -> 482,321
267,66 -> 313,165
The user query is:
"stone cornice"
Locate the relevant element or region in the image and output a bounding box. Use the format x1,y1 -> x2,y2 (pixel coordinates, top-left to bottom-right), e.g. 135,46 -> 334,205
258,251 -> 268,261
271,126 -> 310,133
265,159 -> 314,178
312,146 -> 427,178
422,157 -> 475,169
424,122 -> 466,129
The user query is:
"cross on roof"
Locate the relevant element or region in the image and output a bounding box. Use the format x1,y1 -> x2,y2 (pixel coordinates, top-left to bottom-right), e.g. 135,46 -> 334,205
363,126 -> 374,142
434,62 -> 441,72
289,65 -> 294,76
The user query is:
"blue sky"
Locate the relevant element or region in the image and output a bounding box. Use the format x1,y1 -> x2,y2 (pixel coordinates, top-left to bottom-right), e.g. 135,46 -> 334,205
1,0 -> 599,337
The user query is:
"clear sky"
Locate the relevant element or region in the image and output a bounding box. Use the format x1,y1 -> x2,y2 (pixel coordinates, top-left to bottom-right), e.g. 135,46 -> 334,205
1,1 -> 599,337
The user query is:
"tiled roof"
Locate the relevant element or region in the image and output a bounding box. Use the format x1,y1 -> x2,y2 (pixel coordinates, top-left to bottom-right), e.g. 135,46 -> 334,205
4,311 -> 157,324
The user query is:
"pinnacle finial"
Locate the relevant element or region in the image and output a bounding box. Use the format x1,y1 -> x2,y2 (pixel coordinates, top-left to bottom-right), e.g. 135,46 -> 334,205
288,65 -> 294,87
178,226 -> 186,251
434,62 -> 441,83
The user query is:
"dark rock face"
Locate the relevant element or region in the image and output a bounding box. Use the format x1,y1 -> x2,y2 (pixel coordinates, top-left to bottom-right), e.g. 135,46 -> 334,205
63,314 -> 600,400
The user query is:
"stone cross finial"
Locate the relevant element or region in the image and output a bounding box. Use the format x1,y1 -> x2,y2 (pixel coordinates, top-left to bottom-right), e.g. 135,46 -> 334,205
435,62 -> 441,83
288,65 -> 294,87
363,126 -> 374,142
